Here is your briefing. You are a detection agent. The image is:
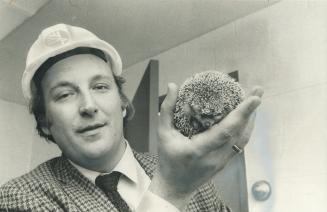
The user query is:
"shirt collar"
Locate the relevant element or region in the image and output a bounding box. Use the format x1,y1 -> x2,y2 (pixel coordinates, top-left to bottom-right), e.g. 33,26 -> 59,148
69,140 -> 138,184
113,141 -> 138,183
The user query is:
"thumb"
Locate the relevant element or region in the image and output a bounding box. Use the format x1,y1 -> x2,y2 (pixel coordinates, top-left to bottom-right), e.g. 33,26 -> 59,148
247,86 -> 264,98
160,83 -> 179,129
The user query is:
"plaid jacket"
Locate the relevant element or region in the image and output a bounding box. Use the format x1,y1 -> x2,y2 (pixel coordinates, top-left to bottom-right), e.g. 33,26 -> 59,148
0,152 -> 231,212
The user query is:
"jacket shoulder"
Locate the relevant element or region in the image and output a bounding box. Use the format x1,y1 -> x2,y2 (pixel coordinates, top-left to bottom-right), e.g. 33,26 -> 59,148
0,157 -> 61,211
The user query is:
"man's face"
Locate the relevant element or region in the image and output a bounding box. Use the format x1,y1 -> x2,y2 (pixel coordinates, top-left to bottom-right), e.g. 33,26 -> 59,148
41,54 -> 125,169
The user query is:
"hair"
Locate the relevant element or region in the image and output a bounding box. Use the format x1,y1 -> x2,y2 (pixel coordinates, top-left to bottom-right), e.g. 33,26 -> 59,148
29,47 -> 134,143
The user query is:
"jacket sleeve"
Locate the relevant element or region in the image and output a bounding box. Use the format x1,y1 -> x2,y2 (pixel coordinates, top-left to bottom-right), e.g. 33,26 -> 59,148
185,181 -> 232,212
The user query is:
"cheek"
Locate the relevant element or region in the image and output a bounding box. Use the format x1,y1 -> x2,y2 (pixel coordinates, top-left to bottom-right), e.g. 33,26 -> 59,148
45,104 -> 76,129
98,94 -> 125,113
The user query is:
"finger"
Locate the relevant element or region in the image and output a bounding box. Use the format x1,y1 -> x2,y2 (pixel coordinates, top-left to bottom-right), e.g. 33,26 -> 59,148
226,112 -> 256,159
160,83 -> 179,129
237,112 -> 256,148
192,96 -> 261,152
204,140 -> 239,173
233,95 -> 262,120
247,86 -> 264,98
214,126 -> 248,162
216,96 -> 260,143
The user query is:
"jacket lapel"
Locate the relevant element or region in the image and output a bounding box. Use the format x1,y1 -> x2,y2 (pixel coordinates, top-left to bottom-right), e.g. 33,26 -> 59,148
50,153 -> 158,211
51,156 -> 119,212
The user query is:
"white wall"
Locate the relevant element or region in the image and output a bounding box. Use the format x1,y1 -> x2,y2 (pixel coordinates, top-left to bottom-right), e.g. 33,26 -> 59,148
123,0 -> 327,211
29,136 -> 60,170
0,99 -> 35,185
0,98 -> 60,185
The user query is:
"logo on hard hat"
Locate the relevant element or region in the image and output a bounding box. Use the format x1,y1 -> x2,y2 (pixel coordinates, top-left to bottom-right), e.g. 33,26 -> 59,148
43,29 -> 71,47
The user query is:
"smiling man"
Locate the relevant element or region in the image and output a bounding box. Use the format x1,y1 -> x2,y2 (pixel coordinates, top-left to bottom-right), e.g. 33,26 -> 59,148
0,24 -> 263,212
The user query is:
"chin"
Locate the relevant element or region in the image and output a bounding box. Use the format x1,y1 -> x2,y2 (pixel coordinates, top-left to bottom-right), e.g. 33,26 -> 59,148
84,139 -> 121,158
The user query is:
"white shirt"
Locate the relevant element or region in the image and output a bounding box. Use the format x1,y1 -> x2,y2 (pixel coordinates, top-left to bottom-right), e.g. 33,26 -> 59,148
70,141 -> 179,212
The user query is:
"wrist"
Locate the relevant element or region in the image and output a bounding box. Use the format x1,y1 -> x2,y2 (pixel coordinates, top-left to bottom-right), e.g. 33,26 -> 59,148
149,171 -> 193,210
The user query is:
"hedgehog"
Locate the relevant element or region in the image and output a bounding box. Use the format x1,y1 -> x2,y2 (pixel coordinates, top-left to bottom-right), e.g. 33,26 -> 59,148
173,70 -> 245,138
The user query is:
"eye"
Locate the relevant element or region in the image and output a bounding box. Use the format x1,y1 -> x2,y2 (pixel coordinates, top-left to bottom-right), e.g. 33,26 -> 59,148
93,83 -> 110,91
55,91 -> 75,101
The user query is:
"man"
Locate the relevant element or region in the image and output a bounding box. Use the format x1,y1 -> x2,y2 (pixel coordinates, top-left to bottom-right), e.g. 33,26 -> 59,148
0,24 -> 263,211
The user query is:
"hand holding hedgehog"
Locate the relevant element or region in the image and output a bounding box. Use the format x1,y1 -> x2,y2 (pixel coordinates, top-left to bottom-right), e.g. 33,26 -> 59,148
173,71 -> 245,138
149,71 -> 263,210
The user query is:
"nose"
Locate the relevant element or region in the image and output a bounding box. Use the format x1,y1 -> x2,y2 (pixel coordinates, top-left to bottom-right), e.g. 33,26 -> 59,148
79,92 -> 98,117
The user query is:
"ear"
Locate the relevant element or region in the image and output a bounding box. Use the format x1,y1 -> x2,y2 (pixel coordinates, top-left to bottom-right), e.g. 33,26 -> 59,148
122,108 -> 127,118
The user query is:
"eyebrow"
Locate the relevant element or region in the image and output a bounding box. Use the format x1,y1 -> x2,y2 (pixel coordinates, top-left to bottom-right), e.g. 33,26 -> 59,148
91,74 -> 113,82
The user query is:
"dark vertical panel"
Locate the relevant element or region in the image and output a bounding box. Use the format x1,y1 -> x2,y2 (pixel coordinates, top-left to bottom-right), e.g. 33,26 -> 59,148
158,95 -> 166,111
214,153 -> 249,212
148,61 -> 159,154
124,60 -> 158,153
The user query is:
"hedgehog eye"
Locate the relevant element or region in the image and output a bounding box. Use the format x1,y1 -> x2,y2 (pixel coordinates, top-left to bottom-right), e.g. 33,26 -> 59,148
201,114 -> 212,119
190,104 -> 201,113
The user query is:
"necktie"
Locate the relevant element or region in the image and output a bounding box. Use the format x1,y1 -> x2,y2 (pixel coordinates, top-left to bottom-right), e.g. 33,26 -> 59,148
95,171 -> 131,212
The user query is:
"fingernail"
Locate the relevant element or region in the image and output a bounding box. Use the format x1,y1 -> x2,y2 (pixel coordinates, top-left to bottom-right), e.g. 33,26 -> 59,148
167,83 -> 173,92
252,86 -> 264,97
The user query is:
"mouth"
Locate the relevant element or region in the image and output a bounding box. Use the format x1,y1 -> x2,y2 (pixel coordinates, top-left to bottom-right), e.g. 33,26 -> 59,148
76,122 -> 107,134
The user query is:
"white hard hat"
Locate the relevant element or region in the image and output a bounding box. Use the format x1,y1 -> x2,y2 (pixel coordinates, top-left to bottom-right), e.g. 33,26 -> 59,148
22,23 -> 122,102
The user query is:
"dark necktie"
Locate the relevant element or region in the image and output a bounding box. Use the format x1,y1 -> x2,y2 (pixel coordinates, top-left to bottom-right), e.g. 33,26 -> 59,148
95,171 -> 131,212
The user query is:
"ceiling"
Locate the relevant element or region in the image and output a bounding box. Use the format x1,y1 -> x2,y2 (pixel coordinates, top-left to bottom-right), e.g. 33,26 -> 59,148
0,0 -> 50,40
0,0 -> 279,105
